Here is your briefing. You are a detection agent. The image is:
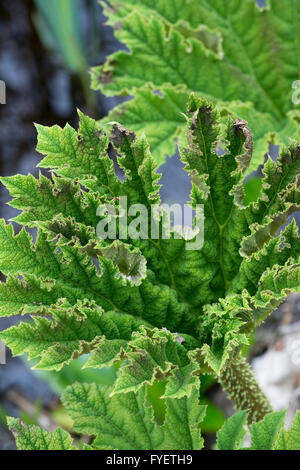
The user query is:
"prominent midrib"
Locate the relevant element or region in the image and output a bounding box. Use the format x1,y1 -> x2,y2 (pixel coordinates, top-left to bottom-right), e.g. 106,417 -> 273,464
197,121 -> 230,292
197,118 -> 247,292
79,392 -> 142,450
39,135 -> 185,303
120,138 -> 183,297
3,240 -> 198,337
203,0 -> 284,119
114,7 -> 284,120
120,17 -> 193,90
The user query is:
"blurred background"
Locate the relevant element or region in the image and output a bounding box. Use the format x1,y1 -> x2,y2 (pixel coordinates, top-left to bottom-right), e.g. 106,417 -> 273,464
0,0 -> 299,450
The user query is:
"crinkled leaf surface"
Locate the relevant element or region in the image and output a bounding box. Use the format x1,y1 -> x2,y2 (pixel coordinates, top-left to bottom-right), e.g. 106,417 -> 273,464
273,411 -> 300,450
8,418 -> 75,450
250,410 -> 286,450
217,410 -> 300,450
0,96 -> 299,398
216,410 -> 247,450
62,382 -> 205,450
92,0 -> 300,172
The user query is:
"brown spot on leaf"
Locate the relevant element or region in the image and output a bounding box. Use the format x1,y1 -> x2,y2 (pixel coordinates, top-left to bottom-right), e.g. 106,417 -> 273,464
234,118 -> 253,172
110,123 -> 136,147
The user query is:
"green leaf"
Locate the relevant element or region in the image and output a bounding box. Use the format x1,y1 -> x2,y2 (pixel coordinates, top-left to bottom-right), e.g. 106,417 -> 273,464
0,98 -> 298,386
216,411 -> 247,450
110,327 -> 200,398
36,112 -> 120,196
239,143 -> 300,258
102,86 -> 187,165
8,418 -> 74,450
162,387 -> 206,450
62,382 -> 205,450
0,301 -> 144,370
217,410 -> 300,450
243,177 -> 262,205
96,241 -> 147,286
250,410 -> 286,450
273,411 -> 300,450
92,0 -> 300,172
101,0 -> 209,30
0,173 -> 99,229
0,218 -> 195,332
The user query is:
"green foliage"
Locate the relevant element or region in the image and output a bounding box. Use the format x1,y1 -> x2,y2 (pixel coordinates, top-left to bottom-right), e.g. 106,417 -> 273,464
0,95 -> 299,449
250,409 -> 286,450
91,0 -> 300,172
33,358 -> 116,394
216,410 -> 247,450
8,383 -> 205,450
10,406 -> 300,451
62,382 -> 205,450
1,96 -> 299,376
217,410 -> 300,450
273,412 -> 300,450
8,418 -> 76,450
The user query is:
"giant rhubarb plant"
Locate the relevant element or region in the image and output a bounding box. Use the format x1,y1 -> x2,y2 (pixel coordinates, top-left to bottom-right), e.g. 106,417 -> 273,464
0,95 -> 299,449
91,0 -> 300,173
